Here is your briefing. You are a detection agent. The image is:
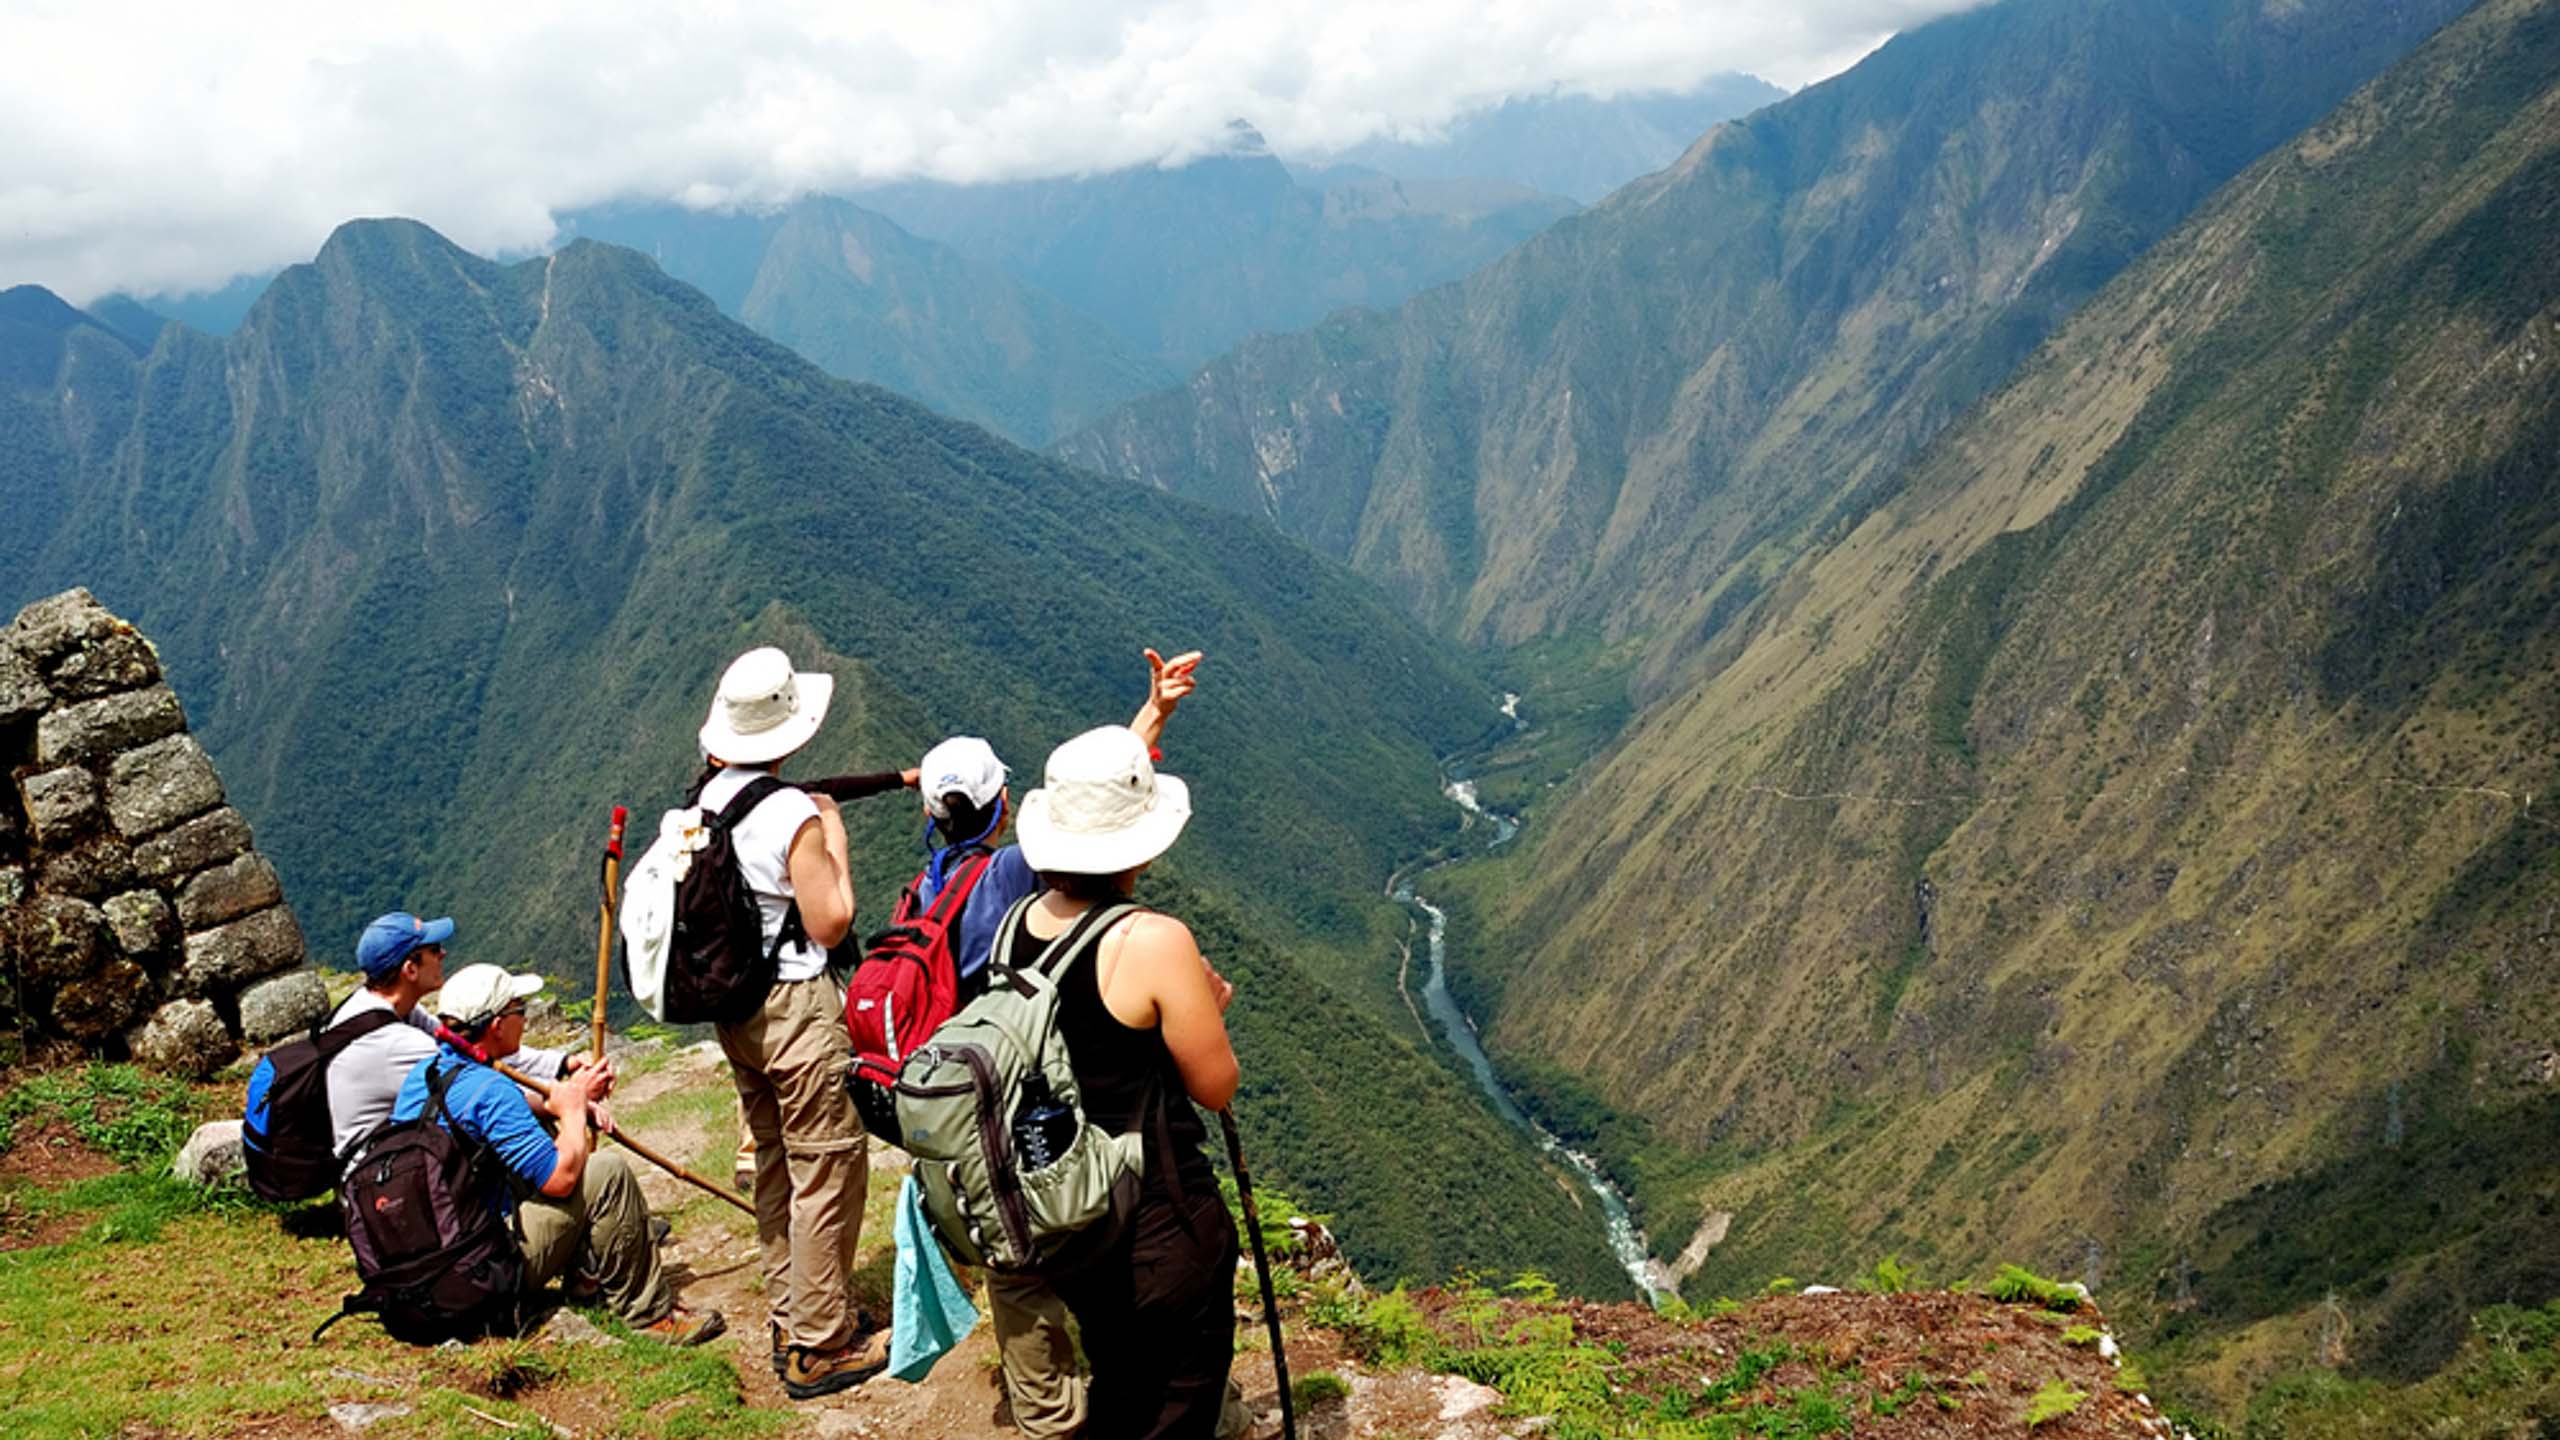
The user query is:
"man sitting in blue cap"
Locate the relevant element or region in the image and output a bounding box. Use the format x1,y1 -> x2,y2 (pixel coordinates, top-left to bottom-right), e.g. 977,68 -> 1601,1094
321,911 -> 596,1176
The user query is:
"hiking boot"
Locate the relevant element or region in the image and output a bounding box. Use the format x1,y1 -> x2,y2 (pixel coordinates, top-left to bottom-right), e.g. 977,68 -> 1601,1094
768,1321 -> 789,1380
648,1214 -> 671,1247
782,1330 -> 890,1400
640,1306 -> 727,1347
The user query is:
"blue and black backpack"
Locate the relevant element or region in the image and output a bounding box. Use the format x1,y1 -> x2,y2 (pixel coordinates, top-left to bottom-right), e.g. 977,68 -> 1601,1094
241,1009 -> 398,1202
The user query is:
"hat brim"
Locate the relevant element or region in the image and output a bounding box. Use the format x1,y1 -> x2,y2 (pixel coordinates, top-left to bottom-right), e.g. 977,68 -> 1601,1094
439,972 -> 546,1029
419,916 -> 456,948
698,672 -> 835,765
1015,772 -> 1191,876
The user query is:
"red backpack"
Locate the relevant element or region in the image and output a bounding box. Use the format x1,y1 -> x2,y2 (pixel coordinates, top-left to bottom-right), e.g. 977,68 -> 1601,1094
844,849 -> 995,1145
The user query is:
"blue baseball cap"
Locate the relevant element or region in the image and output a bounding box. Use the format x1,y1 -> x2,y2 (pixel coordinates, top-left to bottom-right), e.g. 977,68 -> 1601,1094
356,912 -> 456,980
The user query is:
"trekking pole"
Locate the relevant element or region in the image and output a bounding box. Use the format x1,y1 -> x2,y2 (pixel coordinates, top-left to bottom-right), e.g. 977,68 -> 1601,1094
591,806 -> 628,1061
1219,1107 -> 1297,1440
492,1059 -> 755,1217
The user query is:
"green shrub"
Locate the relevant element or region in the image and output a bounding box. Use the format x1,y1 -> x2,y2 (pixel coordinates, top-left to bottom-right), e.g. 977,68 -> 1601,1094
2024,1379 -> 2086,1427
1291,1371 -> 1352,1407
1865,1255 -> 1913,1294
1986,1264 -> 2084,1312
1309,1284 -> 1435,1369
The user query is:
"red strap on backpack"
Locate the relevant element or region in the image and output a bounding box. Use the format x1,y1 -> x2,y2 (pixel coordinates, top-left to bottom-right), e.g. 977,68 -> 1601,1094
843,850 -> 996,1088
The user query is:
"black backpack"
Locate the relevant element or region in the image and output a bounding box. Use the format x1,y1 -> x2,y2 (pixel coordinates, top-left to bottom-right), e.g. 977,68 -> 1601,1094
623,775 -> 806,1025
319,1058 -> 527,1344
241,1008 -> 400,1202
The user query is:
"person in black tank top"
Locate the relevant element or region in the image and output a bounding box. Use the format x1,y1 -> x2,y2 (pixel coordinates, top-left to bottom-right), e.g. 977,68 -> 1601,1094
1014,726 -> 1244,1440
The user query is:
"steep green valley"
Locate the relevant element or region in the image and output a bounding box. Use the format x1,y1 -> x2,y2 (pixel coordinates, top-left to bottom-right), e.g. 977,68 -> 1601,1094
1440,0 -> 2560,1415
0,226 -> 1628,1294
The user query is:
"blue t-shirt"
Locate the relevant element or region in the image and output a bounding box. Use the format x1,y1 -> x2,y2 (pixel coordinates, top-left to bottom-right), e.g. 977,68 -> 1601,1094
915,843 -> 1039,985
390,1049 -> 559,1213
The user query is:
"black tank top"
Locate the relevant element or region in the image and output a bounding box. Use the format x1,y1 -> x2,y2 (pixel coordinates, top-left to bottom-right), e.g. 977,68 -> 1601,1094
1007,904 -> 1213,1191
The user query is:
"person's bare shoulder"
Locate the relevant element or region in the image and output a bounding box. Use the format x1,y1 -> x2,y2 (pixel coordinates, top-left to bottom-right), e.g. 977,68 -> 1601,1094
1120,910 -> 1197,953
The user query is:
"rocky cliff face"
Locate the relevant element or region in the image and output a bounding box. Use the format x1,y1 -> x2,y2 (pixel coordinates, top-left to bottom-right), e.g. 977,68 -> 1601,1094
1,590 -> 320,1076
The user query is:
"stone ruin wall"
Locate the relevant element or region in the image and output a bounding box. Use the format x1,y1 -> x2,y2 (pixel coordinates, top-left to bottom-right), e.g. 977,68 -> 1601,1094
0,589 -> 326,1077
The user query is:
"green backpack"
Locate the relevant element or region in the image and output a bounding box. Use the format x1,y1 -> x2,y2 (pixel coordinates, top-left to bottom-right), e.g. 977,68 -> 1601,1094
893,898 -> 1147,1273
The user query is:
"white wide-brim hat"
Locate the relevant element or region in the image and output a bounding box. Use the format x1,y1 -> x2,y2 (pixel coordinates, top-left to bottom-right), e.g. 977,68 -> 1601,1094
698,646 -> 835,766
1016,724 -> 1191,876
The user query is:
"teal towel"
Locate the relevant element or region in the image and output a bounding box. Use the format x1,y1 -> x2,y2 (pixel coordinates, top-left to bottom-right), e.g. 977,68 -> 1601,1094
890,1174 -> 979,1381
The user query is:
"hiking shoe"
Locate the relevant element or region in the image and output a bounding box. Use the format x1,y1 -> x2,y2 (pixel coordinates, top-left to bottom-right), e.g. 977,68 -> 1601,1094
641,1306 -> 727,1347
782,1331 -> 890,1400
648,1215 -> 671,1247
768,1322 -> 789,1380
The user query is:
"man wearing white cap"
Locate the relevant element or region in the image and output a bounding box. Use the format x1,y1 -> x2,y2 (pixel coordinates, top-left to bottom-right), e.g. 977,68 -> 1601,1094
389,963 -> 719,1343
692,646 -> 880,1397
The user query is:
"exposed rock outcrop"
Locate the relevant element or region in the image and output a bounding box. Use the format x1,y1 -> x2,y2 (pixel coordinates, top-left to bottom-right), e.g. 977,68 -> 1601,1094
1,590 -> 323,1074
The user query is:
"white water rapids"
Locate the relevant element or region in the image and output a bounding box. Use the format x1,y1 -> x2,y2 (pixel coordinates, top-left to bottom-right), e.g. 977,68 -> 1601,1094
1389,695 -> 1668,1302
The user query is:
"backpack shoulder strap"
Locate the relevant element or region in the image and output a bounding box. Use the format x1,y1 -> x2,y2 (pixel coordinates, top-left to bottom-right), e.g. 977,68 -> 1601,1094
311,1007 -> 400,1064
1031,901 -> 1146,982
713,774 -> 799,829
926,850 -> 998,926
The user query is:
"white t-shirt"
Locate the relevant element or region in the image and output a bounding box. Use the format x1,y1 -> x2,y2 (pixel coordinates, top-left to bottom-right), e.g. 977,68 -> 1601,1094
698,765 -> 828,983
325,987 -> 564,1167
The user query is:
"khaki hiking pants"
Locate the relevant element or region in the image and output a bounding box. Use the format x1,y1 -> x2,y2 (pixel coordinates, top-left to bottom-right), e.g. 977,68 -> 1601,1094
518,1149 -> 672,1326
989,1271 -> 1085,1438
720,974 -> 867,1352
988,1258 -> 1250,1439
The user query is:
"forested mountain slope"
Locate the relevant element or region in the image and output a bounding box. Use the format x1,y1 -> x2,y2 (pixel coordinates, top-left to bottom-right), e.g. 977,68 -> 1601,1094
1451,0 -> 2560,1401
1060,0 -> 2473,670
565,198 -> 1170,445
0,221 -> 1627,1293
860,127 -> 1577,371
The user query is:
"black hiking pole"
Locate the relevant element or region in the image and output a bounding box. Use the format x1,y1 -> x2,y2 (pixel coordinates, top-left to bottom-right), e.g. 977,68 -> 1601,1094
1219,1107 -> 1296,1440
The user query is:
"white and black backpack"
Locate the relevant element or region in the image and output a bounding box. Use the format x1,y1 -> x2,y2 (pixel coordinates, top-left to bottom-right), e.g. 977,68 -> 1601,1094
620,776 -> 803,1024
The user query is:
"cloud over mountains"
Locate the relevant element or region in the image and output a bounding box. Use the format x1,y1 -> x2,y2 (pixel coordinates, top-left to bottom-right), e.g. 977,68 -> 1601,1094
3,0 -> 1981,303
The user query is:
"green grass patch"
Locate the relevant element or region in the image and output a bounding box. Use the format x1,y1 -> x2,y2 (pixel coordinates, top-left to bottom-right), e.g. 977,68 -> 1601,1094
0,1063 -> 204,1168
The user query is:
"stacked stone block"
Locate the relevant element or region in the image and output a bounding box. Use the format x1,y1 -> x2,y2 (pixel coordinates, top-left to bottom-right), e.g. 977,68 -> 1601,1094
0,589 -> 325,1076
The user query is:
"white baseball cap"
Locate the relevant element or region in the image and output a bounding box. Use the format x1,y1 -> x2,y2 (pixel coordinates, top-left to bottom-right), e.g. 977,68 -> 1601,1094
1015,725 -> 1191,876
435,963 -> 545,1030
919,736 -> 1008,820
698,647 -> 834,765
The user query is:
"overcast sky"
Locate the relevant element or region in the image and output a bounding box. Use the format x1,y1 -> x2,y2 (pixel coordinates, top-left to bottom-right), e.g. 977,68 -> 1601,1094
4,0 -> 1982,304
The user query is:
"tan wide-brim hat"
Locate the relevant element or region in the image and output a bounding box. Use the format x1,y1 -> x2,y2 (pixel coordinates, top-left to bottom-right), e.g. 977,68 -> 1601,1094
1016,724 -> 1191,876
698,646 -> 835,766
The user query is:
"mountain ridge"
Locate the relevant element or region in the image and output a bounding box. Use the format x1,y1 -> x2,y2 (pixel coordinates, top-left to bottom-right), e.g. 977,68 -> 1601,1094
0,217 -> 1630,1294
1058,0 -> 2477,675
1438,0 -> 2560,1406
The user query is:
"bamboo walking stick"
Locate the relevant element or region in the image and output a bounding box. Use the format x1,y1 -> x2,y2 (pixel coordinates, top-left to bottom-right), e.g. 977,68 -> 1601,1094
493,1057 -> 755,1217
1220,1106 -> 1297,1440
592,806 -> 627,1061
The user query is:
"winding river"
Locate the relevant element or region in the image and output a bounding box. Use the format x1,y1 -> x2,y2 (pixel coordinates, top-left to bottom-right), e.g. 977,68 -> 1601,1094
1389,696 -> 1667,1303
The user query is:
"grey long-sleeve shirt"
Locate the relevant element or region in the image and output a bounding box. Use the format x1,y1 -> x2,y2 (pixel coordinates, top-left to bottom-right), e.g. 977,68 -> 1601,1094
324,987 -> 566,1164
